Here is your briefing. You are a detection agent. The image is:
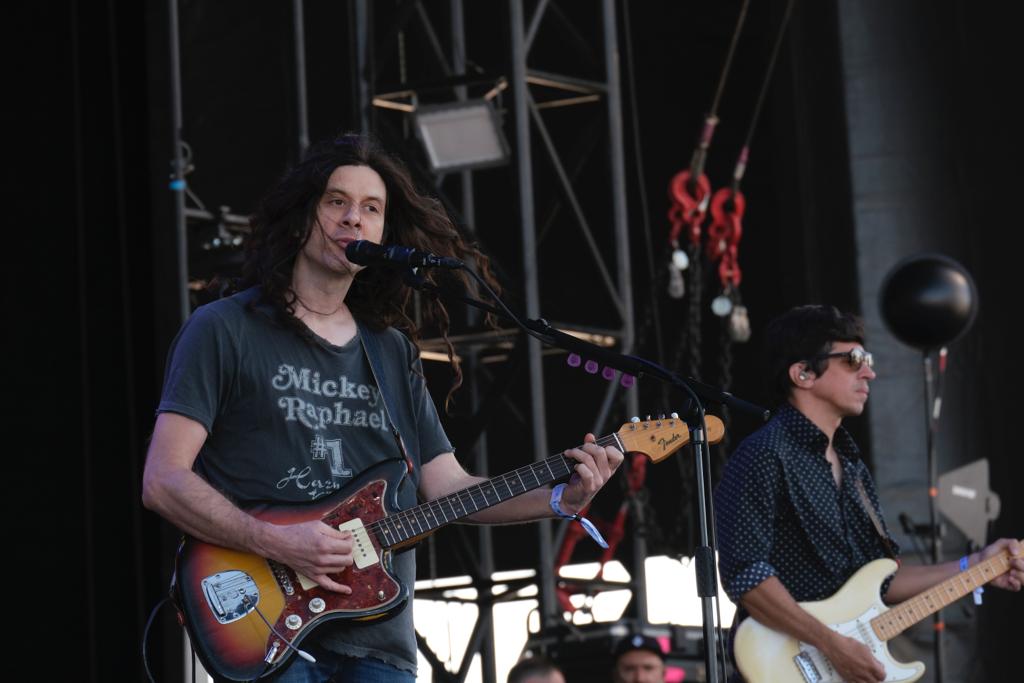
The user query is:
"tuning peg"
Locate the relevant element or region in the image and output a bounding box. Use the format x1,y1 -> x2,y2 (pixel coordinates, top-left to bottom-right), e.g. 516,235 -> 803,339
670,412 -> 679,419
620,374 -> 635,388
602,367 -> 615,381
567,353 -> 581,368
584,360 -> 599,374
630,416 -> 640,423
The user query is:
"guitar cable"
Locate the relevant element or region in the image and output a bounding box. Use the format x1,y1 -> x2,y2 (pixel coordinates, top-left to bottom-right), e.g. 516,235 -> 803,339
142,596 -> 171,683
243,595 -> 319,666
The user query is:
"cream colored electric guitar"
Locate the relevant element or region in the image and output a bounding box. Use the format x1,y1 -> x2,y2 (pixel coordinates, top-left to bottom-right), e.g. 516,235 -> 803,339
734,542 -> 1021,682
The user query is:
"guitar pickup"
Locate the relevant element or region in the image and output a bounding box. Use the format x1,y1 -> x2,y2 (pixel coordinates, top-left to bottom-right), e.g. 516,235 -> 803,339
337,518 -> 379,569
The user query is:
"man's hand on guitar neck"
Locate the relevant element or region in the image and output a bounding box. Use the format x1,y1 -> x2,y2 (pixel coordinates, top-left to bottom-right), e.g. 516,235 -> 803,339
554,432 -> 624,515
254,520 -> 356,594
885,537 -> 1023,602
974,538 -> 1024,592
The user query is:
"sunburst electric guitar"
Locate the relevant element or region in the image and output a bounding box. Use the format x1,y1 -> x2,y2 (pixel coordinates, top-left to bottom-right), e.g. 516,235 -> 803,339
734,542 -> 1022,682
173,415 -> 724,681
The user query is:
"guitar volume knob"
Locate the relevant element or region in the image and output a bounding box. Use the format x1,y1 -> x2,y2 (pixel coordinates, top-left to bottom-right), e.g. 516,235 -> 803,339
308,598 -> 326,614
285,614 -> 303,630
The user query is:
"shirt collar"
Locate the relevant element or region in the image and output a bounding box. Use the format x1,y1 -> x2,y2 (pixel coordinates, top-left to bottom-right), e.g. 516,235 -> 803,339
774,403 -> 861,461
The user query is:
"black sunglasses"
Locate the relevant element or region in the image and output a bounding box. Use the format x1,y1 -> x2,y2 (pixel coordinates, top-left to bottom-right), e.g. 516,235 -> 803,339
810,348 -> 874,370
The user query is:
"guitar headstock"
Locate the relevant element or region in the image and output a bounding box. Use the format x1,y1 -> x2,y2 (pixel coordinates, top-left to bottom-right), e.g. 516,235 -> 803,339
616,414 -> 726,463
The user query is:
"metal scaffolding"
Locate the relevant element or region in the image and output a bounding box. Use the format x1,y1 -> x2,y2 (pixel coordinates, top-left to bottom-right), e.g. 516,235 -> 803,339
346,2 -> 641,680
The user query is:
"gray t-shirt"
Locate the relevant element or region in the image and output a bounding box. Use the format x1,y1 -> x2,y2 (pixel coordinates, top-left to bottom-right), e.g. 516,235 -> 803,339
158,286 -> 452,672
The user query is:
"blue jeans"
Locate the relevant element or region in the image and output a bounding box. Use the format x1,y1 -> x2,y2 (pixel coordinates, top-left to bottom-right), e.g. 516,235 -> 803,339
268,643 -> 416,683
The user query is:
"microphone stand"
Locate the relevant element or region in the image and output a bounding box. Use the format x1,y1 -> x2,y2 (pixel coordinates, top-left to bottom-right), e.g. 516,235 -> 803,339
401,268 -> 768,682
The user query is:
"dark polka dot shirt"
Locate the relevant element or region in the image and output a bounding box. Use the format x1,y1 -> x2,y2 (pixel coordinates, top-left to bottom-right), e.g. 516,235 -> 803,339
714,404 -> 899,620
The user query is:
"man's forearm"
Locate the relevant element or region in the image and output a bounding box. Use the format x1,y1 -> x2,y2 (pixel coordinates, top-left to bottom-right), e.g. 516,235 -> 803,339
884,559 -> 962,603
463,482 -> 560,524
142,466 -> 270,556
740,576 -> 838,651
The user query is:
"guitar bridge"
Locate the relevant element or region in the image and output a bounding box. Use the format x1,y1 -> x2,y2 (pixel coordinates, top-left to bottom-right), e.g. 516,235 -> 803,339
201,570 -> 260,624
793,650 -> 823,683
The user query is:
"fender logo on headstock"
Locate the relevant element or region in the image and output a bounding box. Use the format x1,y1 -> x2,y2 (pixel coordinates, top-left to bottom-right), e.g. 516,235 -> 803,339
658,433 -> 682,451
617,415 -> 723,464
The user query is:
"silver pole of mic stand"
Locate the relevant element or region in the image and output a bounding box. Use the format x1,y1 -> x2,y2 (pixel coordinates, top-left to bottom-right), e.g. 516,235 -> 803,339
689,416 -> 722,683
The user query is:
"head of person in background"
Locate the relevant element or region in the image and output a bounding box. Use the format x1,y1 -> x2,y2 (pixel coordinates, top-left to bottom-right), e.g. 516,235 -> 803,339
611,634 -> 666,683
507,655 -> 566,683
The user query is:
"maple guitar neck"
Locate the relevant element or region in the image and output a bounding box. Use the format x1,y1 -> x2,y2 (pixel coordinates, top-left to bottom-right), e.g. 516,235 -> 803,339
369,415 -> 725,550
872,542 -> 1022,641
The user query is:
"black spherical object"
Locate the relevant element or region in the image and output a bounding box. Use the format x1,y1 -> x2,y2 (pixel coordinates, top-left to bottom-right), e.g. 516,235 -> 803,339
879,254 -> 978,351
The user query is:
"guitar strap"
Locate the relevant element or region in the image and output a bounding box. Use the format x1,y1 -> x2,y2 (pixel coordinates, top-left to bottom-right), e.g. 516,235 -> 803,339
854,476 -> 899,561
357,323 -> 417,477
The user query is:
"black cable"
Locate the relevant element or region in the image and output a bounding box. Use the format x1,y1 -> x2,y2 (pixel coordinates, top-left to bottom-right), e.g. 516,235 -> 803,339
621,0 -> 667,393
707,0 -> 751,124
690,0 -> 752,178
685,244 -> 703,378
142,597 -> 172,683
730,0 -> 798,190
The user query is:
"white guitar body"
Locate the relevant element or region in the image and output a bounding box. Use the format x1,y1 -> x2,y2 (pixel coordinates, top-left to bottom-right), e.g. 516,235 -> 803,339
734,559 -> 925,683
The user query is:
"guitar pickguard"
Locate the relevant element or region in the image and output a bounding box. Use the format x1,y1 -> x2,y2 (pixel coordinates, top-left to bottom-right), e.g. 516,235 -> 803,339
790,604 -> 922,683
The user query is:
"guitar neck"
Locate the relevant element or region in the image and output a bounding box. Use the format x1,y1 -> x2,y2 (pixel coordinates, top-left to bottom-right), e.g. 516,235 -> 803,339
872,545 -> 1019,641
368,433 -> 625,549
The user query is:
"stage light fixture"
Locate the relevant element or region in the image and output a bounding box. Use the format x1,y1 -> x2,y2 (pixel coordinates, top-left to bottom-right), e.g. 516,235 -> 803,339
413,99 -> 509,173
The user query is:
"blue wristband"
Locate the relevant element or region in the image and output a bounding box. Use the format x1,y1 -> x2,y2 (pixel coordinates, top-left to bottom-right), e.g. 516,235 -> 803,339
960,555 -> 984,605
550,483 -> 608,549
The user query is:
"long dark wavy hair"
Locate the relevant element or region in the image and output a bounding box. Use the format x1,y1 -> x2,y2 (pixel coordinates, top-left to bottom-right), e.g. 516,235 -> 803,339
239,133 -> 498,403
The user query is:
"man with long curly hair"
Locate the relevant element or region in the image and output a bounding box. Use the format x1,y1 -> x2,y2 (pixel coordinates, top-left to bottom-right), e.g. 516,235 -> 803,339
143,134 -> 623,682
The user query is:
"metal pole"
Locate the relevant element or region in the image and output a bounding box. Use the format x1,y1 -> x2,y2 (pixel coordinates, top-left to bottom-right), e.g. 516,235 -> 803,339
690,419 -> 722,683
292,0 -> 310,156
168,0 -> 189,325
451,3 -> 497,680
353,0 -> 371,133
601,0 -> 644,623
509,0 -> 556,624
924,352 -> 945,682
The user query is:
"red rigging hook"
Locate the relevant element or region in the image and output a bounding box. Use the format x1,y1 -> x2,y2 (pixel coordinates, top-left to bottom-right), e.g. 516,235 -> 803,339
718,248 -> 742,288
668,170 -> 712,246
707,187 -> 745,262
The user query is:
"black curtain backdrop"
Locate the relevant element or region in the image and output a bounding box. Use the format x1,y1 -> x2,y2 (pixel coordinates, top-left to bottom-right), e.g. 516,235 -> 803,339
9,1 -> 1019,680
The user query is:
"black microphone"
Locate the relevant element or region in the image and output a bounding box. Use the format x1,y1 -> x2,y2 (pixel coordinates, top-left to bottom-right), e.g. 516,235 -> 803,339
345,240 -> 464,269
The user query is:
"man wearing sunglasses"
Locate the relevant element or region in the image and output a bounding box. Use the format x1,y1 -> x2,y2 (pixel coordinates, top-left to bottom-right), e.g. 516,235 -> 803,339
714,305 -> 1022,683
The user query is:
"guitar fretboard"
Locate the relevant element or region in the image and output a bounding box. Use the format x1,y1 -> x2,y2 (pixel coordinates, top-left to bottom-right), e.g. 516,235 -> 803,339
366,434 -> 623,548
871,548 -> 1016,641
